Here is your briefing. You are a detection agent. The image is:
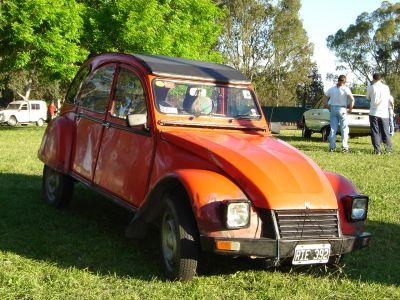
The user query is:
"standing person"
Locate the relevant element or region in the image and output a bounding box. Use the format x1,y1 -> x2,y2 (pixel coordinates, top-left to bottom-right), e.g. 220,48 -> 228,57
322,75 -> 355,152
47,101 -> 56,121
388,95 -> 395,136
367,73 -> 393,154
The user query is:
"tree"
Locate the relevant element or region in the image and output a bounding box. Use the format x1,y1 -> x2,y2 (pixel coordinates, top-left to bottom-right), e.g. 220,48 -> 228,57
327,1 -> 400,107
217,0 -> 274,81
261,0 -> 314,106
218,0 -> 315,106
79,0 -> 224,62
296,66 -> 324,107
0,0 -> 88,100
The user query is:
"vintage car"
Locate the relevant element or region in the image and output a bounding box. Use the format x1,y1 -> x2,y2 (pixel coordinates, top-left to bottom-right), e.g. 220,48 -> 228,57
38,53 -> 371,281
0,100 -> 47,126
302,95 -> 371,141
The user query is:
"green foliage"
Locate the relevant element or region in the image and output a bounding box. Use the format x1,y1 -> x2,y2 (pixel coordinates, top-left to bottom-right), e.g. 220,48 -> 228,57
350,83 -> 367,95
219,0 -> 314,106
327,1 -> 400,102
0,0 -> 88,81
80,0 -> 224,62
0,0 -> 224,100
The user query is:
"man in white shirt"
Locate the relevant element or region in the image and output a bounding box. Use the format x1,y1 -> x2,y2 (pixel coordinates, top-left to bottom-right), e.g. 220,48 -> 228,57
322,75 -> 355,152
366,73 -> 393,154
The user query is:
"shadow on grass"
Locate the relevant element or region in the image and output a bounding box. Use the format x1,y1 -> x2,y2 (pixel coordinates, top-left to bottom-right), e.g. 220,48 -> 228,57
0,172 -> 398,286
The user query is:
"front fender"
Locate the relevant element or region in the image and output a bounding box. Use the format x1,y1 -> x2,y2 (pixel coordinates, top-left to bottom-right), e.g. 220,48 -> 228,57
172,169 -> 261,238
126,169 -> 262,239
324,171 -> 366,235
38,116 -> 75,173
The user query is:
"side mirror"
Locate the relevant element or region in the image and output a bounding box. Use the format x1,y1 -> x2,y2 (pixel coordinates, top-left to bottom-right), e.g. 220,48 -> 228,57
127,113 -> 147,128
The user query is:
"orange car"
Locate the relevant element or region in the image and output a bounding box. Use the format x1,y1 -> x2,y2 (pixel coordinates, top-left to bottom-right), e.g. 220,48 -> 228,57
38,53 -> 371,281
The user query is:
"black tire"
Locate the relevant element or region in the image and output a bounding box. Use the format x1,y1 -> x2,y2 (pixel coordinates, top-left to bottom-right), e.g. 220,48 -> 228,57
321,126 -> 330,142
7,116 -> 17,126
302,119 -> 312,138
36,118 -> 45,127
160,194 -> 199,281
328,254 -> 344,267
42,165 -> 74,208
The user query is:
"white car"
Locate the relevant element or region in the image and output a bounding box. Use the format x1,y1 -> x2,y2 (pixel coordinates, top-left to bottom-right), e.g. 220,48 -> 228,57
0,100 -> 47,126
302,94 -> 370,141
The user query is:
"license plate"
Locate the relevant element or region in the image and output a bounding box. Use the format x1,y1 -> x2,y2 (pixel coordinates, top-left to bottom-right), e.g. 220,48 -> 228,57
292,244 -> 331,265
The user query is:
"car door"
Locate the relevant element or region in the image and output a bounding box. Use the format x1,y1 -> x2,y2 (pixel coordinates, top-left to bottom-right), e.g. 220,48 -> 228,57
93,65 -> 155,207
29,103 -> 39,122
18,103 -> 30,122
71,64 -> 116,181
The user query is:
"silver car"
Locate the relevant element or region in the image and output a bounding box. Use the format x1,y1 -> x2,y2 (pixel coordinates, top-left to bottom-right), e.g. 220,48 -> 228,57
301,94 -> 370,141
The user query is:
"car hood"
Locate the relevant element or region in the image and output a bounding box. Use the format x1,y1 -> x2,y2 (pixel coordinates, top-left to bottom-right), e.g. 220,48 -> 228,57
161,131 -> 338,210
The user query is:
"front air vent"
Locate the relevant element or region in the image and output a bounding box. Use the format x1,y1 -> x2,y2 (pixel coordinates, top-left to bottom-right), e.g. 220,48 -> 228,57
275,210 -> 340,239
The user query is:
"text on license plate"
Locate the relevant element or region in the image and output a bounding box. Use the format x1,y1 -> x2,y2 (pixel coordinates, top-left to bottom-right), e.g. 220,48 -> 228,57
292,244 -> 331,265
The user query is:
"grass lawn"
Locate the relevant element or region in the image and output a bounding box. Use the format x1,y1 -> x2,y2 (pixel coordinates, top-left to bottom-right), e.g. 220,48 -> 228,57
0,126 -> 399,299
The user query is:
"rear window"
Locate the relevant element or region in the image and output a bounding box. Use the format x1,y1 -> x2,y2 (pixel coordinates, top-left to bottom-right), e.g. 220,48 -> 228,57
354,96 -> 370,109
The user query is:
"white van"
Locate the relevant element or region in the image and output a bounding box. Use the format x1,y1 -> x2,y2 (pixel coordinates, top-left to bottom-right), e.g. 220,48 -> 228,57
0,100 -> 47,126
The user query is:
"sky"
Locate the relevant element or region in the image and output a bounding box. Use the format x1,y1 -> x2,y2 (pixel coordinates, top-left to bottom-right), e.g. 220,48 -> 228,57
299,0 -> 388,90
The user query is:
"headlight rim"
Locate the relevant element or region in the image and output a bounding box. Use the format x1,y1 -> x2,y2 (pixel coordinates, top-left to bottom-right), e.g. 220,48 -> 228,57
342,194 -> 369,222
223,199 -> 251,230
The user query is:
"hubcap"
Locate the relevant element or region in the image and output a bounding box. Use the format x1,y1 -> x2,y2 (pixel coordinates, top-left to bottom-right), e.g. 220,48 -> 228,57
9,117 -> 16,126
45,169 -> 59,203
162,212 -> 178,271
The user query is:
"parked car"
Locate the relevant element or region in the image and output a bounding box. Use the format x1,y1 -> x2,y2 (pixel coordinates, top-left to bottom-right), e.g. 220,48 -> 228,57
302,95 -> 370,141
0,100 -> 47,126
38,53 -> 371,281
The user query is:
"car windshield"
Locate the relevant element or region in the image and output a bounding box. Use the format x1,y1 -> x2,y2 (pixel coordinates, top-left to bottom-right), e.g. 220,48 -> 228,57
354,96 -> 370,109
153,80 -> 261,119
7,104 -> 20,110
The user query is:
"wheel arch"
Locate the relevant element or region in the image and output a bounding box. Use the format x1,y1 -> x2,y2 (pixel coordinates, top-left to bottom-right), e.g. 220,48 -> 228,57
38,116 -> 75,173
125,169 -> 260,239
323,171 -> 366,235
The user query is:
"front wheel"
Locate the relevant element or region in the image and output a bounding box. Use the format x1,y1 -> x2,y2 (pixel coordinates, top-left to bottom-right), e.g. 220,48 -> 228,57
7,116 -> 17,126
160,195 -> 199,281
42,165 -> 74,208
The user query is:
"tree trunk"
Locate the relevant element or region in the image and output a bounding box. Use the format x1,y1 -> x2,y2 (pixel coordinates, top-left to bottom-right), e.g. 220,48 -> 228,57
16,70 -> 33,100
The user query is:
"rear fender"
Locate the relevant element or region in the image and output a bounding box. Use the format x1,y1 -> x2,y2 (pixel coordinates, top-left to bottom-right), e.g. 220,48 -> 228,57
38,116 -> 75,173
324,171 -> 366,235
126,169 -> 262,239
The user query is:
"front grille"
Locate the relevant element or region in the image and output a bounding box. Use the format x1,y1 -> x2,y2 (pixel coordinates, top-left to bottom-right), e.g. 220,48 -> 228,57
275,210 -> 339,239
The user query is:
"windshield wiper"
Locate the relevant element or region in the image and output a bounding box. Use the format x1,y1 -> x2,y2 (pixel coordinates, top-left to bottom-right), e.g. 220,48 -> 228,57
233,113 -> 261,120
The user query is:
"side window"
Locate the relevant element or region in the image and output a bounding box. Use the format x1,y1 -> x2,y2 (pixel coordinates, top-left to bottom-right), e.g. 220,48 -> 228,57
31,104 -> 39,110
21,104 -> 28,110
77,65 -> 115,113
65,65 -> 90,105
111,68 -> 146,119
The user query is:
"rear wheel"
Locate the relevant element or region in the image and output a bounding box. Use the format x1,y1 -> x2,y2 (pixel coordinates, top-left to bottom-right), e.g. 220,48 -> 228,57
7,116 -> 17,126
160,194 -> 199,281
36,118 -> 45,127
302,119 -> 312,138
321,126 -> 330,142
42,165 -> 74,208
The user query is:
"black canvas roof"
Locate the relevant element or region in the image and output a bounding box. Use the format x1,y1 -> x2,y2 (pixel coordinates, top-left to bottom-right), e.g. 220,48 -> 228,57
133,54 -> 250,84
